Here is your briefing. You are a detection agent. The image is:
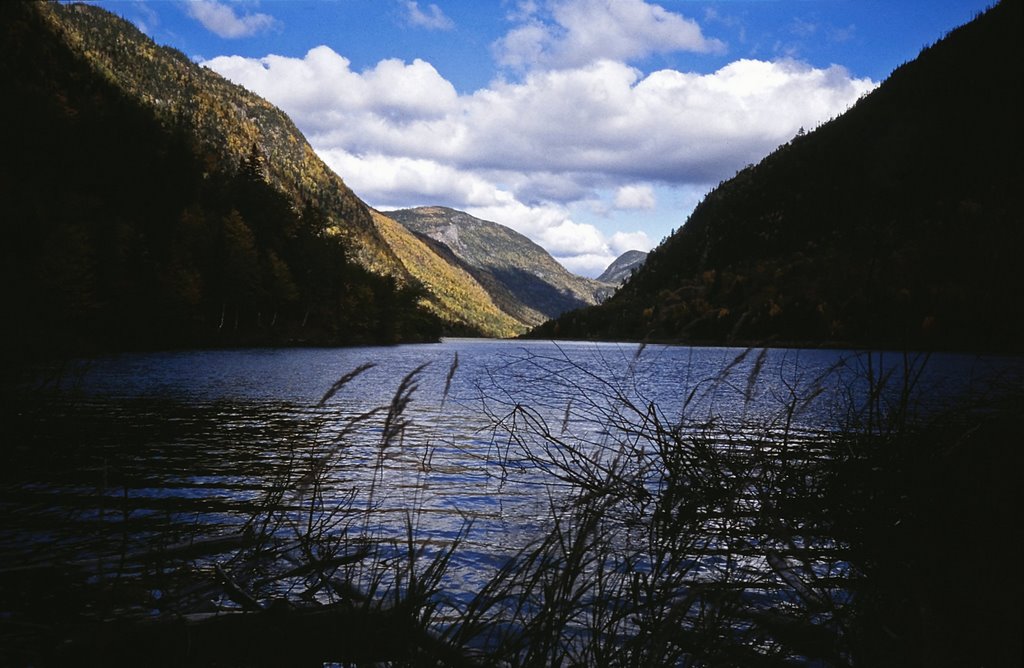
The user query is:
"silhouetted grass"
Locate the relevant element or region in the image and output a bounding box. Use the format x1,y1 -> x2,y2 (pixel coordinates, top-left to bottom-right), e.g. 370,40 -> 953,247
2,347 -> 1019,666
438,347 -> 1020,666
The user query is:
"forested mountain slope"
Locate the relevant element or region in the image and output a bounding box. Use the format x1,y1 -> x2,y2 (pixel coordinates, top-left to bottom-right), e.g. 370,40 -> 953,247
532,0 -> 1023,351
37,1 -> 398,275
369,211 -> 525,337
387,207 -> 612,328
0,1 -> 466,356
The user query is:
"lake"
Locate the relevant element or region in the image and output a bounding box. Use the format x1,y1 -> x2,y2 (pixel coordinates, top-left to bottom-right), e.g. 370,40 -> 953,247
2,339 -> 1020,662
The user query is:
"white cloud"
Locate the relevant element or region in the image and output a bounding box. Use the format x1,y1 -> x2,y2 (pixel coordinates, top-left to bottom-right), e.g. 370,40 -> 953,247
614,184 -> 656,210
556,253 -> 617,277
186,0 -> 277,39
206,48 -> 458,134
609,231 -> 652,255
204,48 -> 874,188
554,226 -> 653,275
537,219 -> 608,256
202,19 -> 875,276
463,200 -> 579,245
316,150 -> 504,209
403,1 -> 454,31
494,0 -> 726,70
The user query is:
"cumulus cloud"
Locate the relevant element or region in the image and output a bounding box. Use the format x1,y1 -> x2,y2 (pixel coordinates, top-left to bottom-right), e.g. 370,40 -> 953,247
201,7 -> 875,276
537,219 -> 608,256
556,253 -> 617,277
463,199 -> 585,247
403,2 -> 454,31
316,150 -> 504,210
210,48 -> 872,186
186,0 -> 277,39
609,231 -> 652,255
614,184 -> 656,210
494,0 -> 725,70
206,48 -> 458,134
553,226 -> 653,275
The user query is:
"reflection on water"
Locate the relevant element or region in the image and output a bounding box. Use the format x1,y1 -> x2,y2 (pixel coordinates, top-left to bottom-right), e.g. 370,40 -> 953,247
2,340 -> 1020,622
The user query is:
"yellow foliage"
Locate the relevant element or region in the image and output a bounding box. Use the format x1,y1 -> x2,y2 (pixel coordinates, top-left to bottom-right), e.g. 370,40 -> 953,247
371,211 -> 525,338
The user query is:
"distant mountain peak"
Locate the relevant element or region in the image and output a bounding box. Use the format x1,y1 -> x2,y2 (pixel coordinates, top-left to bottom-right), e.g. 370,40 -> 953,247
530,1 -> 1023,351
386,206 -> 611,328
597,250 -> 648,286
3,1 -> 501,350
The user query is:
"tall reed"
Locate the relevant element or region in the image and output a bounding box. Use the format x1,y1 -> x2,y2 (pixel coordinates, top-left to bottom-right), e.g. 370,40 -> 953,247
25,345 -> 1013,667
429,346 -> 1017,667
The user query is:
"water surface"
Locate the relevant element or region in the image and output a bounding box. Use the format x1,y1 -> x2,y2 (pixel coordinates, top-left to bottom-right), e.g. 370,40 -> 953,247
3,340 -> 1017,598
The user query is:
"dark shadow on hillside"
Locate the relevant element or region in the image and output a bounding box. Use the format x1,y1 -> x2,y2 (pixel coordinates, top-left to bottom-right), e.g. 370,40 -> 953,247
410,232 -> 591,327
487,266 -> 590,320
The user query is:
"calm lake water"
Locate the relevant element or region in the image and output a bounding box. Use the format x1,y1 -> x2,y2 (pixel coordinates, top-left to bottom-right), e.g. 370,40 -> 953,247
2,339 -> 1019,606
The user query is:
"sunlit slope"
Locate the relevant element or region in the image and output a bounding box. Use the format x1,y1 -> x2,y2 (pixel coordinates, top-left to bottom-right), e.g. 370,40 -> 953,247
370,211 -> 526,337
37,1 -> 403,276
1,1 -> 454,352
532,0 -> 1023,351
387,207 -> 613,328
33,2 -> 547,341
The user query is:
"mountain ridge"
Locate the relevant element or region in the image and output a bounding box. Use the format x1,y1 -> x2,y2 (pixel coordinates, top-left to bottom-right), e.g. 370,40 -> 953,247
596,250 -> 648,285
38,2 -> 409,278
369,210 -> 525,337
3,1 -> 619,349
2,0 -> 456,354
386,206 -> 613,328
530,0 -> 1023,351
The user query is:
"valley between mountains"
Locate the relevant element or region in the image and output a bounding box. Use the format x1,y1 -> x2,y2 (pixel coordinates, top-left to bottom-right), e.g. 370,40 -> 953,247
1,1 -> 648,354
2,0 -> 1020,356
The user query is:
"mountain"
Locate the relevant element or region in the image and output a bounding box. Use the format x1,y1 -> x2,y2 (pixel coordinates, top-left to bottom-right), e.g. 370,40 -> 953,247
34,1 -> 401,277
386,207 -> 612,328
531,0 -> 1023,352
596,250 -> 648,286
1,1 -> 515,356
369,211 -> 524,338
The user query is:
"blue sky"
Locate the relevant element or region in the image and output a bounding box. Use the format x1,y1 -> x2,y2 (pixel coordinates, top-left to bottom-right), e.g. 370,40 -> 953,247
84,0 -> 996,276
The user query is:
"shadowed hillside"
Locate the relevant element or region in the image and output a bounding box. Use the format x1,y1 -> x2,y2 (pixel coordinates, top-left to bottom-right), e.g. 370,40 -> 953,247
532,0 -> 1023,352
35,1 -> 399,275
1,1 -> 500,357
370,211 -> 525,337
387,206 -> 612,328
